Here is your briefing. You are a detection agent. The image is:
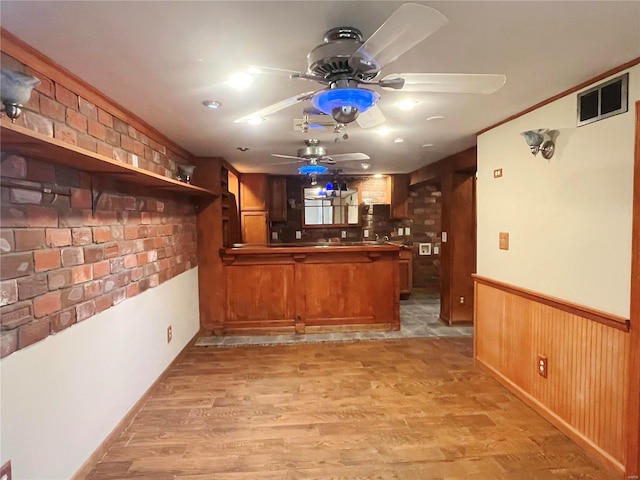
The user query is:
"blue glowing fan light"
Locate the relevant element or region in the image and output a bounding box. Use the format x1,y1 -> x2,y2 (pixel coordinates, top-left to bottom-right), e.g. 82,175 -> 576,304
311,88 -> 379,115
298,164 -> 328,175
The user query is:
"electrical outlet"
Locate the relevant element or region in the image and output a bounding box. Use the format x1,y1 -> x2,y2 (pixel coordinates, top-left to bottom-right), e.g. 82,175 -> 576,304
363,229 -> 369,238
271,231 -> 278,240
459,296 -> 465,305
341,230 -> 346,238
295,230 -> 302,239
433,246 -> 439,255
398,227 -> 404,236
405,227 -> 410,236
442,232 -> 448,242
537,355 -> 548,378
167,326 -> 172,343
493,168 -> 503,178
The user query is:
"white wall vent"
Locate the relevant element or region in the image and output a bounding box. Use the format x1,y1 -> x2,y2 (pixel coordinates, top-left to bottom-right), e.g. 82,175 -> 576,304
577,73 -> 628,127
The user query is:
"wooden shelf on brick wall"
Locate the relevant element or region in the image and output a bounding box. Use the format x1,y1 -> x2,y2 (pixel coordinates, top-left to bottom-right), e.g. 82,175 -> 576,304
0,119 -> 216,197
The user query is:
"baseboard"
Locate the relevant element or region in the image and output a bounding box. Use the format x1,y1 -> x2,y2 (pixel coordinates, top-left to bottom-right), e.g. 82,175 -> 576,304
476,357 -> 626,479
70,329 -> 203,480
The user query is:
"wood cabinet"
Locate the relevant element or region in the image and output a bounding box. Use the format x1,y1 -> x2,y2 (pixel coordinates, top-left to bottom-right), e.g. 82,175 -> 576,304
240,173 -> 267,211
389,174 -> 409,219
268,176 -> 287,222
398,248 -> 413,295
241,211 -> 268,244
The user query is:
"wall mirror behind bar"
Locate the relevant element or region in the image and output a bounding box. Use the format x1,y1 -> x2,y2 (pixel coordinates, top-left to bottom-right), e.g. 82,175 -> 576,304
303,186 -> 359,226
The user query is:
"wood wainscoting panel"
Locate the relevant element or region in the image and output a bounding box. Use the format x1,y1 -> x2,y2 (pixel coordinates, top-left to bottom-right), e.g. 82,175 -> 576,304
475,280 -> 631,475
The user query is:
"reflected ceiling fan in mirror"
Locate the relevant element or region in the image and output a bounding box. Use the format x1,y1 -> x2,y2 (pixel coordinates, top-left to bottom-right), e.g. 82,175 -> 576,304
234,3 -> 506,128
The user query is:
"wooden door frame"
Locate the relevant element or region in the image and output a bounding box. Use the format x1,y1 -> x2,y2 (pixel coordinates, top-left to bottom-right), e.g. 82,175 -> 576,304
626,100 -> 640,479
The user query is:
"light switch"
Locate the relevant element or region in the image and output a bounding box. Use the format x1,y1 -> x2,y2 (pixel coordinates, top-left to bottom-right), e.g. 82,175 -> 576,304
363,229 -> 369,238
442,232 -> 448,242
341,230 -> 347,238
398,227 -> 404,236
499,232 -> 509,250
272,231 -> 278,240
493,168 -> 503,178
433,246 -> 439,255
295,230 -> 302,239
405,227 -> 410,236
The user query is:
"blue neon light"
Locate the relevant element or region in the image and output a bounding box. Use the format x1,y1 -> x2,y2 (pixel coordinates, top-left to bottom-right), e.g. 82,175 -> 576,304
298,164 -> 328,175
311,88 -> 379,115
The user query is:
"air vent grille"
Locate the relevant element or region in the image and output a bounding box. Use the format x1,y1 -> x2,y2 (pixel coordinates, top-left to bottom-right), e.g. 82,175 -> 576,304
577,73 -> 628,127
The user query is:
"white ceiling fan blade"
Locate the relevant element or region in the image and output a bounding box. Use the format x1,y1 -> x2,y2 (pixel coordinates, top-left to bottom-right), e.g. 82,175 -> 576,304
330,153 -> 371,162
384,73 -> 507,94
234,90 -> 318,123
349,4 -> 448,73
356,104 -> 386,129
270,154 -> 304,160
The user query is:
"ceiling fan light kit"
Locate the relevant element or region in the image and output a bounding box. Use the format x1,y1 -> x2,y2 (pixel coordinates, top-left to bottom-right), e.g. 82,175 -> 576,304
233,3 -> 506,127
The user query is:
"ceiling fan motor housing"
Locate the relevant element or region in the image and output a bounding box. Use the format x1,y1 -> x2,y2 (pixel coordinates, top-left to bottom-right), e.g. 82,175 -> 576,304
307,27 -> 378,82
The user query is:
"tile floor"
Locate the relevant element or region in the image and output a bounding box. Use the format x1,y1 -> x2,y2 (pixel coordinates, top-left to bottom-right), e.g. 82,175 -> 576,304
196,291 -> 473,347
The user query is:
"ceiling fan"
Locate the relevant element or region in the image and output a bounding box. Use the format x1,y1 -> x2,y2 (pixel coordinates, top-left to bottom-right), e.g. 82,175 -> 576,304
270,139 -> 370,175
234,3 -> 506,128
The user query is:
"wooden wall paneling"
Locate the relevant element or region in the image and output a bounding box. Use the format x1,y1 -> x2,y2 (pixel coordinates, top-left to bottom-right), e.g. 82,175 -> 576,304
390,174 -> 409,219
474,280 -> 631,476
625,100 -> 640,479
268,177 -> 288,222
439,173 -> 452,323
409,147 -> 476,187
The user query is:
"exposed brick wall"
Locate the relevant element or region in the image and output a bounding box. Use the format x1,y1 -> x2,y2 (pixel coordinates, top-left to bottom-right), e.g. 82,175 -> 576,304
409,184 -> 442,291
0,154 -> 197,358
0,52 -> 190,178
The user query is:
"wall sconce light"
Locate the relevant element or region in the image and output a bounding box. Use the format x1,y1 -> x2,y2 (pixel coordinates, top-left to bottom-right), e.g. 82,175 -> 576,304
1,69 -> 41,122
520,129 -> 559,160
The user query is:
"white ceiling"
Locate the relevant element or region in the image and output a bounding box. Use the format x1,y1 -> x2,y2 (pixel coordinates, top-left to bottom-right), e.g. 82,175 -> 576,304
1,1 -> 639,175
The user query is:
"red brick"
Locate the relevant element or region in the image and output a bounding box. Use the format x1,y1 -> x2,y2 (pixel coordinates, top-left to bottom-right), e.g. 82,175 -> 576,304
113,117 -> 129,134
109,257 -> 124,274
78,97 -> 97,120
94,293 -> 112,313
0,210 -> 24,230
0,279 -> 18,306
130,267 -> 144,281
126,282 -> 139,298
11,188 -> 43,204
18,318 -> 50,349
110,225 -> 124,241
59,209 -> 84,228
46,228 -> 71,247
158,258 -> 170,271
26,205 -> 58,227
49,307 -> 76,333
55,166 -> 80,187
17,274 -> 48,300
1,330 -> 17,359
66,108 -> 87,132
24,85 -> 40,111
71,227 -> 92,245
0,300 -> 33,329
97,142 -> 114,158
77,133 -> 98,153
76,300 -> 96,322
133,140 -> 145,156
34,249 -> 60,272
136,252 -> 148,265
61,285 -> 84,307
120,134 -> 134,152
82,209 -> 117,226
1,252 -> 34,279
24,111 -> 54,137
26,158 -> 56,183
14,229 -> 45,251
104,243 -> 119,258
48,268 -> 73,290
54,122 -> 78,146
33,291 -> 61,317
55,84 -> 78,109
1,154 -> 27,179
71,264 -> 93,284
93,226 -> 111,243
123,253 -> 137,269
83,245 -> 104,263
70,188 -> 92,209
39,95 -> 65,121
92,260 -> 111,278
61,247 -> 84,267
28,68 -> 53,97
116,270 -> 131,287
97,108 -> 113,127
105,128 -> 120,146
87,119 -> 106,140
113,288 -> 126,305
101,275 -> 117,293
83,280 -> 102,299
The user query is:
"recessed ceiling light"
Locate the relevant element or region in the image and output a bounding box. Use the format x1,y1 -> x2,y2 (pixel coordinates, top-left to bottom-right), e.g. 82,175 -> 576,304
393,137 -> 405,143
361,162 -> 370,170
426,115 -> 445,122
246,115 -> 266,125
397,99 -> 418,111
421,143 -> 435,148
237,146 -> 250,152
202,100 -> 221,109
376,127 -> 392,136
227,72 -> 254,91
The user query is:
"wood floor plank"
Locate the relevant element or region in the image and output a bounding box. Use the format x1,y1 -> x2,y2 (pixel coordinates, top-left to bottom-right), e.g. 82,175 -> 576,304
82,338 -> 614,479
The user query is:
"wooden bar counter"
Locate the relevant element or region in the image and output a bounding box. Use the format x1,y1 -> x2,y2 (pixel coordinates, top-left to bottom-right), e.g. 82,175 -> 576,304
216,243 -> 401,335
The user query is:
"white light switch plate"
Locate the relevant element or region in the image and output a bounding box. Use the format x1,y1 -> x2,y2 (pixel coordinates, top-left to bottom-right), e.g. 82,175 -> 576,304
271,231 -> 278,240
363,229 -> 369,238
341,231 -> 347,238
398,227 -> 404,236
405,227 -> 410,235
442,232 -> 448,242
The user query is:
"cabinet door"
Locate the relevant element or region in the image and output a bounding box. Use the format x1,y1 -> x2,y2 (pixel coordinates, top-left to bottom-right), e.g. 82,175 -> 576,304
240,173 -> 267,211
268,177 -> 287,222
241,211 -> 268,244
390,175 -> 409,219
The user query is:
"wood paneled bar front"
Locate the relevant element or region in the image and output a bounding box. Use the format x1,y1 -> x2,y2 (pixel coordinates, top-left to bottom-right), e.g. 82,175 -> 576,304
217,243 -> 401,335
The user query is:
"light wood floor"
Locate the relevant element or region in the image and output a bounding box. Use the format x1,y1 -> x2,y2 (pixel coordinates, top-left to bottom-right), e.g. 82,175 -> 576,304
85,337 -> 613,479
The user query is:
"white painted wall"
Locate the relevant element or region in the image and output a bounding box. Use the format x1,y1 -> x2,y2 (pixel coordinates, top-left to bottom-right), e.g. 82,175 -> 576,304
0,268 -> 200,480
477,66 -> 638,317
